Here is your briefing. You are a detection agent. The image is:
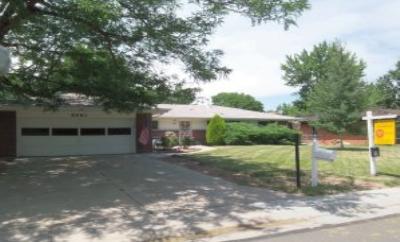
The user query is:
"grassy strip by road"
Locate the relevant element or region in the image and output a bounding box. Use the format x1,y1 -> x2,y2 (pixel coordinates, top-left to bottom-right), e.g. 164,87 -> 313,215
168,145 -> 400,195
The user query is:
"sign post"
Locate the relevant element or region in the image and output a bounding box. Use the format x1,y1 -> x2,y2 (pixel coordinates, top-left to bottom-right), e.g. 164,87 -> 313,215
366,111 -> 377,176
362,111 -> 397,176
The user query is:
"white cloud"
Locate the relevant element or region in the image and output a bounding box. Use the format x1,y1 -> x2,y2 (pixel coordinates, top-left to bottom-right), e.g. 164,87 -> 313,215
198,0 -> 400,105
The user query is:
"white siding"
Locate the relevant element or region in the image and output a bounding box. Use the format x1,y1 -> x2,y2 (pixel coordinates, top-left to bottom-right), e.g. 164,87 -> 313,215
155,118 -> 207,130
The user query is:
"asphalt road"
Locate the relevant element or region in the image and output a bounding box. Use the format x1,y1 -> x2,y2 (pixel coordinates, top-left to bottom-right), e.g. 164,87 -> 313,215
236,215 -> 400,242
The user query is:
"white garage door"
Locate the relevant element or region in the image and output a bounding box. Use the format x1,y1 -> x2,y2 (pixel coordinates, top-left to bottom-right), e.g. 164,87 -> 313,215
18,117 -> 135,156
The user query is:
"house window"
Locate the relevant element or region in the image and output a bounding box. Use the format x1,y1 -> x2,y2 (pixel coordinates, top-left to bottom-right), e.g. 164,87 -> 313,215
179,121 -> 191,130
108,128 -> 131,135
81,128 -> 105,136
151,121 -> 159,129
52,128 -> 78,136
21,128 -> 50,136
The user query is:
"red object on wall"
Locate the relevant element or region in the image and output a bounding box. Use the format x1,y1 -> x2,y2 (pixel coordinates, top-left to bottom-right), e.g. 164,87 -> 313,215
136,113 -> 153,153
0,111 -> 16,157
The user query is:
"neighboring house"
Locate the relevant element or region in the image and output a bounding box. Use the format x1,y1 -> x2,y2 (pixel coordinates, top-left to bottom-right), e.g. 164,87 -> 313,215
299,122 -> 368,145
152,104 -> 299,144
298,109 -> 400,145
0,94 -> 152,157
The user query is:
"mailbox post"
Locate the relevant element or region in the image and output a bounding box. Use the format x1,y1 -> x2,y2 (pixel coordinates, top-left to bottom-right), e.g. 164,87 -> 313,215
311,128 -> 337,187
294,133 -> 301,189
311,129 -> 318,187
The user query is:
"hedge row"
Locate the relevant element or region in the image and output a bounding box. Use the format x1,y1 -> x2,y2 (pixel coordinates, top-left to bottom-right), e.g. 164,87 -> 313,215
223,122 -> 299,145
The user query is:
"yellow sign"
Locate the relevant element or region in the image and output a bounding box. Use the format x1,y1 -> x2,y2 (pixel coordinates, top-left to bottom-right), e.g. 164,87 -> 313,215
374,119 -> 396,145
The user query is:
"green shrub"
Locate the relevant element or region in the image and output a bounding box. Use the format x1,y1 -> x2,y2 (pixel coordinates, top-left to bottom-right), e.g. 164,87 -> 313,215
223,122 -> 255,145
206,115 -> 226,145
161,131 -> 178,148
224,122 -> 299,145
180,136 -> 194,148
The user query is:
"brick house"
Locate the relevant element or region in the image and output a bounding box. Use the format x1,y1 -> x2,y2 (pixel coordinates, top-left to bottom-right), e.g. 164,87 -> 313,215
152,104 -> 299,144
298,109 -> 400,145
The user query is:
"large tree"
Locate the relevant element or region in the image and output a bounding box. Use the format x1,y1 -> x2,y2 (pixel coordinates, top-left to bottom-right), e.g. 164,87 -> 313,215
162,82 -> 200,104
286,41 -> 367,147
372,61 -> 400,109
0,0 -> 309,111
212,92 -> 264,111
276,102 -> 305,116
281,41 -> 365,110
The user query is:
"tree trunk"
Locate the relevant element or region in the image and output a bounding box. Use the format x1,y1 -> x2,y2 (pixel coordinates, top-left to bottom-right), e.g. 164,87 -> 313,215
339,133 -> 344,149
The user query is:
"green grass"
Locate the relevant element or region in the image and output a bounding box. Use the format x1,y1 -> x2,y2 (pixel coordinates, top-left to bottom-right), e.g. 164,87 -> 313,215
183,145 -> 400,195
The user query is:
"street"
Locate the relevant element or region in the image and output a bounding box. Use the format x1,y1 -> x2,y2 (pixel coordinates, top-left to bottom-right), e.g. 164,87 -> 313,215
237,215 -> 400,242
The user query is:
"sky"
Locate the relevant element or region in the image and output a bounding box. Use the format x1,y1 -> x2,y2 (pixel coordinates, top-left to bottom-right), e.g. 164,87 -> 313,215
195,0 -> 400,111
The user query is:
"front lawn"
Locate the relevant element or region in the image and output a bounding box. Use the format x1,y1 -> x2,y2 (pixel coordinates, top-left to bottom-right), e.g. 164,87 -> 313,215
167,145 -> 400,195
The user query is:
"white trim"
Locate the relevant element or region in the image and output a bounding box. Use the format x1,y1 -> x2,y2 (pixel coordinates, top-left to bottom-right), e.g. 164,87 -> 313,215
362,115 -> 398,120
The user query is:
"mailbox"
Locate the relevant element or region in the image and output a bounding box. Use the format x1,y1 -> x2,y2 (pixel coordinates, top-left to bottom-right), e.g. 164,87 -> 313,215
370,146 -> 380,158
314,147 -> 336,162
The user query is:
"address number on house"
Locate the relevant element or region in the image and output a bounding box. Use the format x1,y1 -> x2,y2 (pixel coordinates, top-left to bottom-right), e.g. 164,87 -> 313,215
71,113 -> 88,118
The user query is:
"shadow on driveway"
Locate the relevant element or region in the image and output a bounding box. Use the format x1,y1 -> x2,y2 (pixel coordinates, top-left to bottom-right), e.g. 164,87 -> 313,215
0,154 -> 385,242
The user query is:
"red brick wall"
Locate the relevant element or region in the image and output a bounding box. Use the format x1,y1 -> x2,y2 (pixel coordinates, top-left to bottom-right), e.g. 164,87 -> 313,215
152,129 -> 206,144
192,130 -> 206,144
0,111 -> 16,157
299,123 -> 367,145
136,113 -> 153,153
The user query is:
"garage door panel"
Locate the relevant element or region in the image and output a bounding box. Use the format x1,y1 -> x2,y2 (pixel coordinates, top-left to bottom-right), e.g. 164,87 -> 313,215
18,116 -> 135,156
21,136 -> 80,156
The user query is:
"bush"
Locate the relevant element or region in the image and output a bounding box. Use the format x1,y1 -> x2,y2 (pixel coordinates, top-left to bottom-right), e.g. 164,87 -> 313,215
161,131 -> 178,148
180,136 -> 194,148
223,122 -> 299,145
206,115 -> 226,145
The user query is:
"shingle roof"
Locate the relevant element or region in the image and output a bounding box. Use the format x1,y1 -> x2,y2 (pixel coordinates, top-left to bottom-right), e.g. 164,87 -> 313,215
368,108 -> 400,116
154,104 -> 299,121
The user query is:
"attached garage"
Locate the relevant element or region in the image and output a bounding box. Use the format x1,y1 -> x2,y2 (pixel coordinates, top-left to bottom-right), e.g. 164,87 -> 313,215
0,105 -> 152,157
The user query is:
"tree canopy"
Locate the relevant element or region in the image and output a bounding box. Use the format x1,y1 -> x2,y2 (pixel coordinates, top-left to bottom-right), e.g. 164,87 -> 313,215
162,82 -> 200,104
0,0 -> 309,111
370,61 -> 400,109
282,41 -> 368,147
212,92 -> 264,111
276,102 -> 305,116
281,41 -> 366,110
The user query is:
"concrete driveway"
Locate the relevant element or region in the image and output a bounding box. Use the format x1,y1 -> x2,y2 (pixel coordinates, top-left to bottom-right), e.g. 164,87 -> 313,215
0,154 -> 292,242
